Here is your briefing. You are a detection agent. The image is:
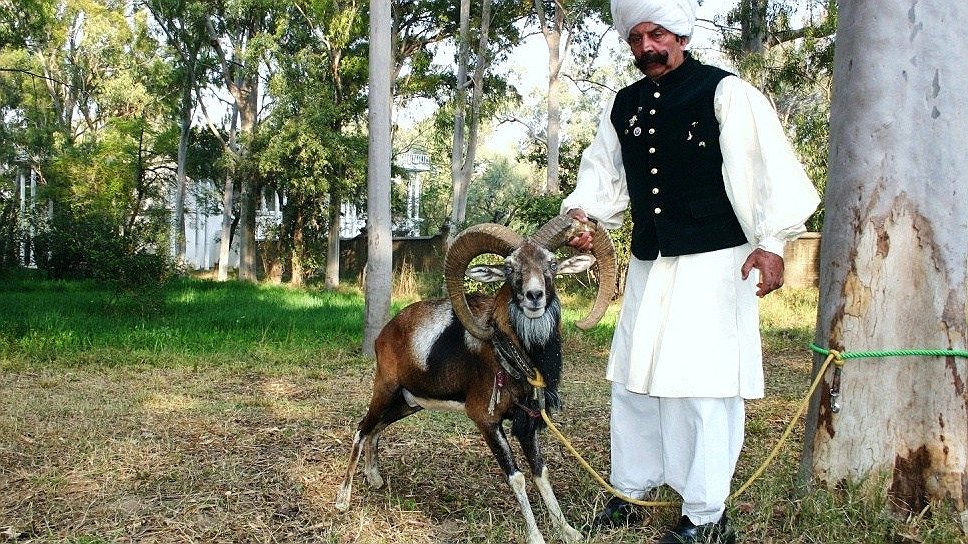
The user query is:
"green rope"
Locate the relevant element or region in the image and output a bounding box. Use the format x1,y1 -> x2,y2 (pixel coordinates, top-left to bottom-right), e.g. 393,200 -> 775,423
809,343 -> 968,360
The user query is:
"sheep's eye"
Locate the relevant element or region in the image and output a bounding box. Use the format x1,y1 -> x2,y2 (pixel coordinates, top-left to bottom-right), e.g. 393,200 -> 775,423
503,265 -> 514,276
548,260 -> 558,273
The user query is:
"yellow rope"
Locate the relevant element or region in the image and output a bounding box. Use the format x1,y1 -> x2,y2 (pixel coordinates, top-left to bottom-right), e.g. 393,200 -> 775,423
540,405 -> 678,507
728,350 -> 838,500
536,350 -> 842,507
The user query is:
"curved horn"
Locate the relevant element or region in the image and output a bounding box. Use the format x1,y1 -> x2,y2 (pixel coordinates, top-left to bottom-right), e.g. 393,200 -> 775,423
445,223 -> 524,340
575,220 -> 617,330
529,214 -> 579,250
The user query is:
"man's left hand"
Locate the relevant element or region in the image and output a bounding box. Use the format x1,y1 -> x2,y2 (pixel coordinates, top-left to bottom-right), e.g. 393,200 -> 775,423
741,248 -> 785,297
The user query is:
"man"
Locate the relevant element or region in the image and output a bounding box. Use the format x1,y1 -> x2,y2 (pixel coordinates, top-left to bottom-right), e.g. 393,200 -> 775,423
562,1 -> 820,543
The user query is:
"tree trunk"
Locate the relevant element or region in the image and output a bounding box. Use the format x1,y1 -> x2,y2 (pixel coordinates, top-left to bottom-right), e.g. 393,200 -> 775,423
448,0 -> 493,238
448,0 -> 472,236
362,0 -> 393,357
738,0 -> 768,57
463,0 -> 491,191
173,82 -> 192,266
236,82 -> 259,282
326,191 -> 341,290
799,0 -> 968,519
289,205 -> 305,286
206,15 -> 261,282
545,39 -> 561,195
535,0 -> 567,195
216,173 -> 235,281
216,106 -> 240,281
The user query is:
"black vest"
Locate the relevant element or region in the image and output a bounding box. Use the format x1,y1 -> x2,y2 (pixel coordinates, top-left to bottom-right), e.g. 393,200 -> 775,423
611,54 -> 748,261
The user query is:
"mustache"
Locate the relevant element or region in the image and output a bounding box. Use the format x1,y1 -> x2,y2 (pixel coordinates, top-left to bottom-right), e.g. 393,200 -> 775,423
635,50 -> 669,71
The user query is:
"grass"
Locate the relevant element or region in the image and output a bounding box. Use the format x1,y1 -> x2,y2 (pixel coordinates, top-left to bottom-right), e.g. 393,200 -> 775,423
0,273 -> 965,543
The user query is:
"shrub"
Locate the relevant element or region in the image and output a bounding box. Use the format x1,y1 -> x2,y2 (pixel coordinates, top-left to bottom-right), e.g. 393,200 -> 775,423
33,206 -> 173,291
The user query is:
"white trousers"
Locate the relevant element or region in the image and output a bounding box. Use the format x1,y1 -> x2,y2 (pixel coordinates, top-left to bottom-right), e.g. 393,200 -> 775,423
610,382 -> 745,525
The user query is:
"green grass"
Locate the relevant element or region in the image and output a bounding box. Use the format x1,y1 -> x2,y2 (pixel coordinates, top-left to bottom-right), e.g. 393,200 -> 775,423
0,274 -> 379,369
0,275 -> 965,543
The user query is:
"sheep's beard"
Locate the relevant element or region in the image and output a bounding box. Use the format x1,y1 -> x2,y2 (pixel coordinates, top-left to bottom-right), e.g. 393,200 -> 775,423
510,297 -> 559,351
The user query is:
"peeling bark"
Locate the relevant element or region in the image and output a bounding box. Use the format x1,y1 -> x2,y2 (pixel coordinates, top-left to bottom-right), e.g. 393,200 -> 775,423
799,0 -> 968,519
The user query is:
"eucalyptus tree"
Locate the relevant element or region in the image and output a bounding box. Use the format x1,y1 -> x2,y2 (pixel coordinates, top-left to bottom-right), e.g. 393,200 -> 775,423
11,0 -> 177,279
800,0 -> 968,520
718,0 -> 836,231
444,0 -> 527,237
205,0 -> 278,282
528,0 -> 608,195
257,0 -> 368,287
0,0 -> 52,49
363,0 -> 392,356
143,0 -> 214,267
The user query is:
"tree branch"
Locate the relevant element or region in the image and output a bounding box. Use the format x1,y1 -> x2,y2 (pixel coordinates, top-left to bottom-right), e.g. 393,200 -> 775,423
563,73 -> 618,94
0,67 -> 74,89
769,23 -> 836,47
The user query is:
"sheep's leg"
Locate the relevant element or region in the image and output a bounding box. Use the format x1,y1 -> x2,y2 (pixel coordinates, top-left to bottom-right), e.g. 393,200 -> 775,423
478,421 -> 546,544
335,428 -> 365,512
519,430 -> 583,543
362,391 -> 422,488
335,387 -> 420,511
533,466 -> 583,543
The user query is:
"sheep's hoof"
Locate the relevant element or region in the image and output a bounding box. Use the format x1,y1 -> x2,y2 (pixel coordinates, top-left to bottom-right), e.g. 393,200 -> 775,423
336,485 -> 352,512
561,525 -> 583,543
364,470 -> 384,489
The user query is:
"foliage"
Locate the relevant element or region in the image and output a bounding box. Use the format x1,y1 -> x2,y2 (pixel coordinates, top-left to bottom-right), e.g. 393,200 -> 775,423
719,0 -> 836,232
0,0 -> 53,49
251,0 -> 370,281
1,0 -> 180,282
32,201 -> 173,291
185,127 -> 229,190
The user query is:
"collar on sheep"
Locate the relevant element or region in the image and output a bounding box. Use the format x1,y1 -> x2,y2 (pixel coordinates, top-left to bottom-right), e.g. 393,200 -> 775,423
490,328 -> 548,411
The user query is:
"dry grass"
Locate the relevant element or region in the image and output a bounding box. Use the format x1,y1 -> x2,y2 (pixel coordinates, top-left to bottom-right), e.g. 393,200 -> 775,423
1,286 -> 965,543
0,331 -> 809,543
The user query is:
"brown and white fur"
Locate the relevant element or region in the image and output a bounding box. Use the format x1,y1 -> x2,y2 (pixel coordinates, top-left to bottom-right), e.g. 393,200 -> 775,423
335,244 -> 599,543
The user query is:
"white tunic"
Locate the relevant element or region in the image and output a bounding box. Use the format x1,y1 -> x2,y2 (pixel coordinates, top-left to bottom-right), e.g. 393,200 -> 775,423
562,75 -> 820,399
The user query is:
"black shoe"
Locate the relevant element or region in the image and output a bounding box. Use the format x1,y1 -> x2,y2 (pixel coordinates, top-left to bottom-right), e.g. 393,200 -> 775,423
655,514 -> 737,544
590,496 -> 640,530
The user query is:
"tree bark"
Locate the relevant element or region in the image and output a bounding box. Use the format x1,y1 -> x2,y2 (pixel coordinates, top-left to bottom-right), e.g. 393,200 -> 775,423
799,0 -> 968,519
290,204 -> 305,286
738,0 -> 768,57
235,81 -> 259,282
217,106 -> 240,281
216,173 -> 235,281
448,0 -> 493,238
326,191 -> 341,290
448,0 -> 472,235
206,16 -> 261,282
173,81 -> 192,266
534,0 -> 568,195
362,0 -> 393,357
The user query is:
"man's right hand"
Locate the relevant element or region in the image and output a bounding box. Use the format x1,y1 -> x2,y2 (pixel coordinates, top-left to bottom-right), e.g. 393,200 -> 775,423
566,208 -> 594,252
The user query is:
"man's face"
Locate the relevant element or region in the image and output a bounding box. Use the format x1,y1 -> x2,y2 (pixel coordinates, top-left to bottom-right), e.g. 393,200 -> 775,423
627,21 -> 688,79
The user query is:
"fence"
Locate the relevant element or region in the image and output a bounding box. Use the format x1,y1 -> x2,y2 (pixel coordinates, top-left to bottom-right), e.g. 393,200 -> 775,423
337,232 -> 822,289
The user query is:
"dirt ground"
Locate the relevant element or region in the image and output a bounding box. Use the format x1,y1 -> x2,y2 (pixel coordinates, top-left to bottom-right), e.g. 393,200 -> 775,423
1,343 -> 813,543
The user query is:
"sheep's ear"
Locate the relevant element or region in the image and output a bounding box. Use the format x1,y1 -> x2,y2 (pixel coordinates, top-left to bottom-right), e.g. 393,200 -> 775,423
557,254 -> 596,275
465,265 -> 506,283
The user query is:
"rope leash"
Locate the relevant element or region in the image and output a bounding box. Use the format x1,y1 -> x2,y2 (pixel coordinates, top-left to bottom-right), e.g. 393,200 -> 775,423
537,345 -> 968,508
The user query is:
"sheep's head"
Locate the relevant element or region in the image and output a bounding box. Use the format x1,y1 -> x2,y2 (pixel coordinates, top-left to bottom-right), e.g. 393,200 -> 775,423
445,215 -> 617,340
464,241 -> 595,319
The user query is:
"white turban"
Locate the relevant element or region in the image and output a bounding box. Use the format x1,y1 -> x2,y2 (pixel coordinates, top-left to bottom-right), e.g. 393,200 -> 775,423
610,0 -> 698,40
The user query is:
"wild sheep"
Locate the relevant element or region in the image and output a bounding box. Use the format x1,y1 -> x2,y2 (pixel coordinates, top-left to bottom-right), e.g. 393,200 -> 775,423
335,214 -> 616,544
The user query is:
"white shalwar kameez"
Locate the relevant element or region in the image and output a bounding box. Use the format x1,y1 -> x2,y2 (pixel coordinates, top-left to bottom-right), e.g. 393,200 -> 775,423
562,75 -> 820,524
